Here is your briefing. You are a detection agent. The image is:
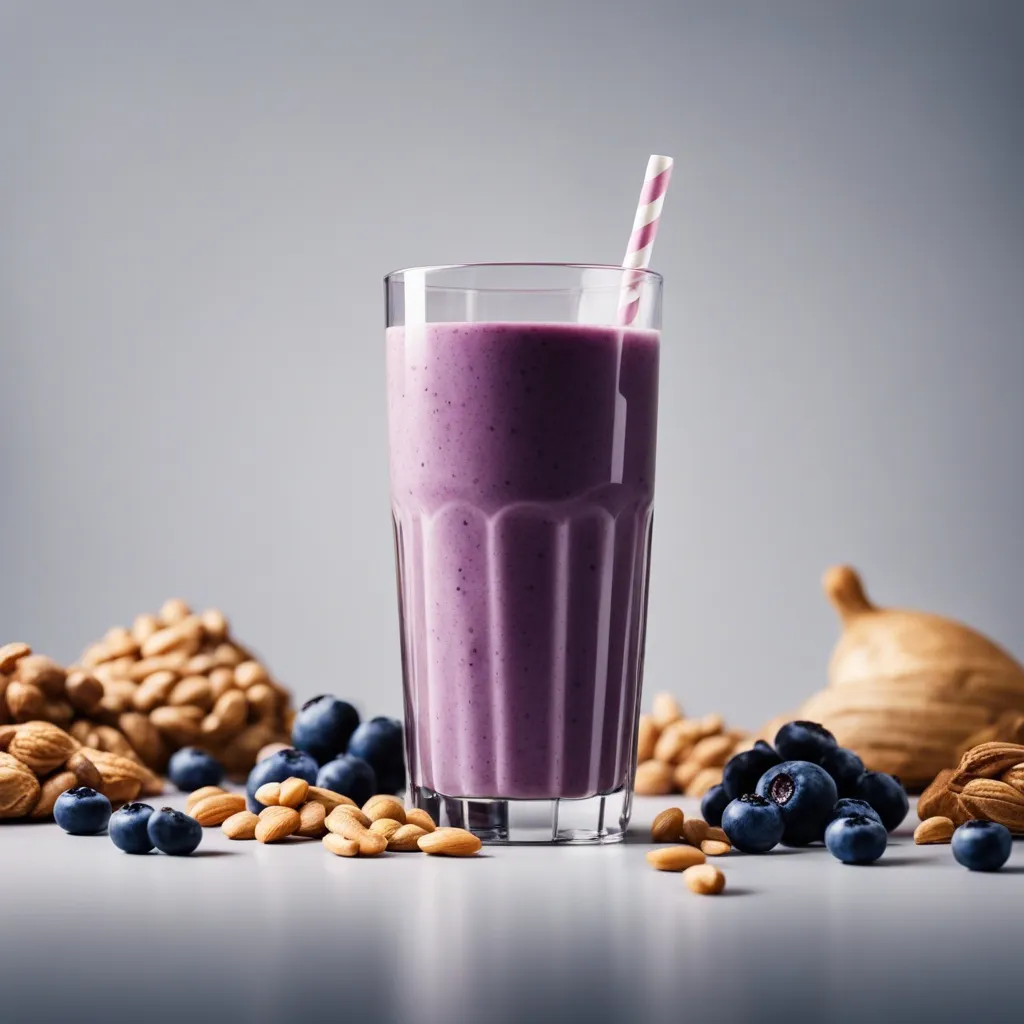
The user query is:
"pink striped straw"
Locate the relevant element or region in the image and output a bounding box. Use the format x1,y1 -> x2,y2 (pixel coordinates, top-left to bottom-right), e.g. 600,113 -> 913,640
618,154 -> 674,325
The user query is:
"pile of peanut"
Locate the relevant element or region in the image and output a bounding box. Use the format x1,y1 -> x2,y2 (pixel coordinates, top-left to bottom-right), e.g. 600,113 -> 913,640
0,600 -> 293,778
635,693 -> 749,798
184,780 -> 482,857
646,806 -> 729,894
0,719 -> 162,819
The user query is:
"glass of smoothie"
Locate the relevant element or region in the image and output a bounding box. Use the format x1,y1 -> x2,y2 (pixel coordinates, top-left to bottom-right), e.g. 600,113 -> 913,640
385,262 -> 662,842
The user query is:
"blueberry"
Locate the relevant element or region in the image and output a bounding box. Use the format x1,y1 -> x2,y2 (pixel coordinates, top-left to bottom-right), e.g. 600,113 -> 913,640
317,754 -> 377,806
830,797 -> 882,827
291,695 -> 361,765
721,741 -> 781,800
53,786 -> 112,835
825,813 -> 888,864
246,748 -> 320,812
167,747 -> 224,792
819,746 -> 865,797
756,760 -> 838,846
952,820 -> 1012,872
773,720 -> 837,763
347,717 -> 405,793
854,771 -> 909,832
147,807 -> 203,856
721,794 -> 785,853
109,802 -> 155,854
700,784 -> 731,827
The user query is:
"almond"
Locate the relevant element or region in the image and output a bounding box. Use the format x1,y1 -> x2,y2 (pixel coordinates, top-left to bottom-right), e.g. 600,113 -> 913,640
0,642 -> 31,674
405,808 -> 436,832
256,805 -> 300,843
700,839 -> 732,856
255,782 -> 282,806
951,742 -> 1024,789
78,747 -> 153,788
684,863 -> 726,895
0,752 -> 40,818
99,629 -> 140,662
246,682 -> 279,718
645,845 -> 706,871
363,795 -> 406,824
279,777 -> 309,808
208,668 -> 238,701
29,770 -> 78,819
6,681 -> 45,722
212,643 -> 244,668
651,807 -> 685,842
184,654 -> 218,676
917,769 -> 969,823
914,816 -> 955,845
43,699 -> 74,729
0,724 -> 18,751
168,676 -> 213,711
685,767 -> 724,798
118,712 -> 165,767
99,680 -> 138,716
688,734 -> 734,770
673,761 -> 702,792
186,786 -> 227,813
635,759 -> 674,796
388,823 -> 428,851
191,792 -> 246,826
1001,764 -> 1024,795
141,617 -> 202,659
158,598 -> 192,625
128,655 -> 187,684
234,661 -> 269,689
652,693 -> 682,728
653,722 -> 695,765
307,786 -> 358,812
680,819 -> 709,847
8,721 -> 79,774
636,714 -> 659,763
323,833 -> 360,857
103,777 -> 143,803
92,723 -> 136,758
132,670 -> 180,711
149,705 -> 203,746
369,817 -> 403,841
222,810 -> 259,840
200,608 -> 229,641
65,671 -> 103,714
323,809 -> 387,854
705,826 -> 729,844
296,801 -> 327,838
418,827 -> 482,857
960,778 -> 1024,832
16,655 -> 66,697
698,713 -> 725,738
131,613 -> 160,643
325,805 -> 372,833
66,751 -> 103,790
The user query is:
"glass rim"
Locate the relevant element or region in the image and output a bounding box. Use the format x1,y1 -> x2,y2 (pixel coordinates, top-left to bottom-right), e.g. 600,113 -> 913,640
384,262 -> 663,284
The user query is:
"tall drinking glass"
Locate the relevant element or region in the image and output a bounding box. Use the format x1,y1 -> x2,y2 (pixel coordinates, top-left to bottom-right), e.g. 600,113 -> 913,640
385,263 -> 662,843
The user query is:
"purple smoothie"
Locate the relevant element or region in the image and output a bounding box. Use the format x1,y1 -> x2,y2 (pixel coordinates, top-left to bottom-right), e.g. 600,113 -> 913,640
387,321 -> 659,799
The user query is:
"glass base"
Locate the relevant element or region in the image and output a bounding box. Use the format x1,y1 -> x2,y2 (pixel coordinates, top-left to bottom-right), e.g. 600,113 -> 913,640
410,784 -> 631,844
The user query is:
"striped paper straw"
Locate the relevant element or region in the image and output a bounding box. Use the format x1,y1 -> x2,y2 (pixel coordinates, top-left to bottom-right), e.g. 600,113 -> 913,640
618,154 -> 674,325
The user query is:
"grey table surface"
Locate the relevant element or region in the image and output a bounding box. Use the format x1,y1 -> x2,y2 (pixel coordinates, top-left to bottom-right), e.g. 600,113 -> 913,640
1,791 -> 1018,1024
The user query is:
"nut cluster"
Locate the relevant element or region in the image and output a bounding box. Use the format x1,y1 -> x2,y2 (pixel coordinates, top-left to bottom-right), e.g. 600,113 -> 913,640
189,781 -> 481,857
48,599 -> 293,776
918,741 -> 1024,833
635,692 -> 749,797
0,719 -> 162,819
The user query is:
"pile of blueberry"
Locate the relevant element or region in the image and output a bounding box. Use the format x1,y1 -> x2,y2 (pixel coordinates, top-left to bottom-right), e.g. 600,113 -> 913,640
247,696 -> 404,812
53,788 -> 203,856
700,720 -> 909,865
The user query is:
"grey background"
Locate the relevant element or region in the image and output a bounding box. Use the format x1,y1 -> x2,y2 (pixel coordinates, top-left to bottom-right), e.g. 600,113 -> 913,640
2,0 -> 1023,730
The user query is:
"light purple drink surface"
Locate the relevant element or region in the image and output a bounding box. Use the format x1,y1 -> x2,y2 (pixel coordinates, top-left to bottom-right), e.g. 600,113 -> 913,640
387,321 -> 659,799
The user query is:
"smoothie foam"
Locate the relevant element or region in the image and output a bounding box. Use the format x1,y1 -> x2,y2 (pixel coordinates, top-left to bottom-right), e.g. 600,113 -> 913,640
387,321 -> 659,799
